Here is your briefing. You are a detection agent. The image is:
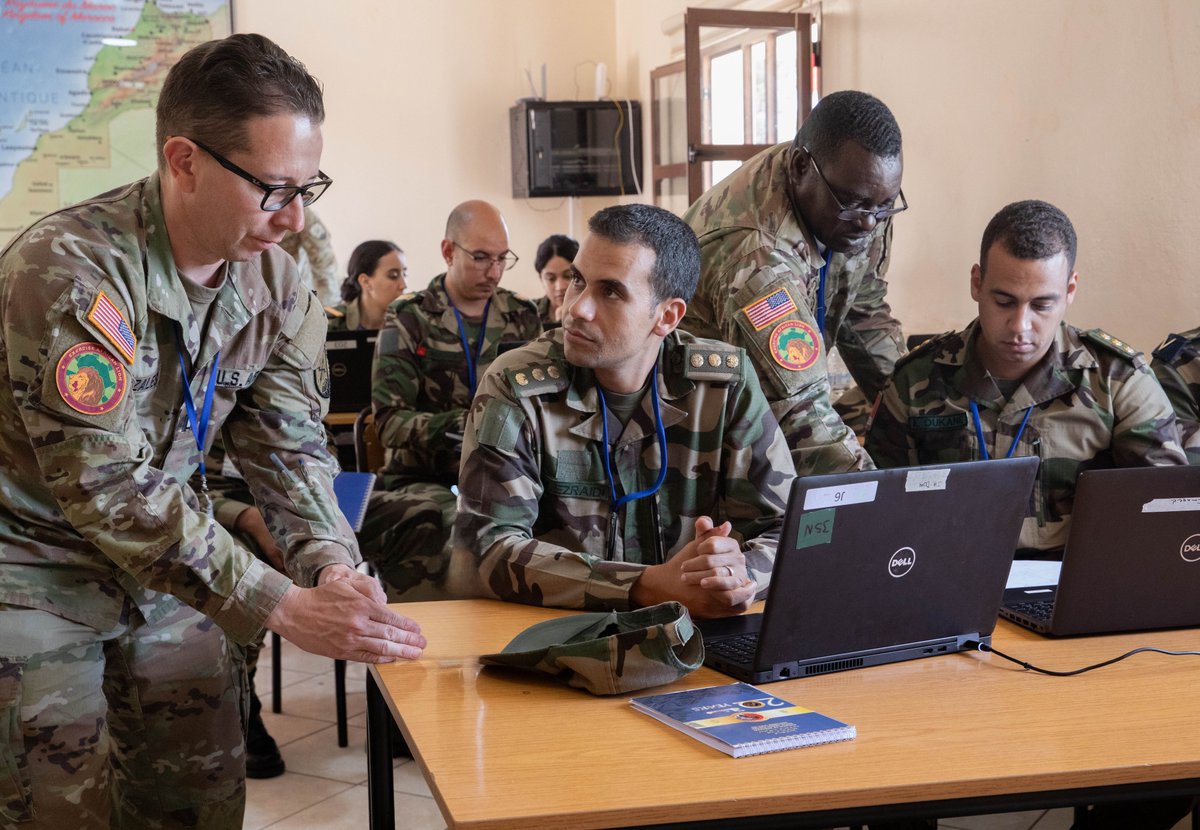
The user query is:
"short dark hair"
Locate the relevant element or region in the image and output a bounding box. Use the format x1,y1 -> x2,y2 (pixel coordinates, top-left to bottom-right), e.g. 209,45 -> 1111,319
156,34 -> 325,169
534,234 -> 579,273
342,240 -> 403,302
586,204 -> 699,304
979,200 -> 1078,275
794,90 -> 902,160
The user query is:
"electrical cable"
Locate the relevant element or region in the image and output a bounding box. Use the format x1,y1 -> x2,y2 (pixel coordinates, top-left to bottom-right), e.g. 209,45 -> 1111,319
962,639 -> 1200,677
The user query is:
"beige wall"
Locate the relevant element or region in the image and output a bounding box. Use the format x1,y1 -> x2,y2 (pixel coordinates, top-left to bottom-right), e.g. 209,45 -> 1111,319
617,0 -> 1200,352
234,0 -> 624,300
239,0 -> 1200,350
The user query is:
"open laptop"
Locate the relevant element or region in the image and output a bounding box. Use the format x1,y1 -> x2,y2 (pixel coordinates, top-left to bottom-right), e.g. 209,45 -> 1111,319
697,456 -> 1039,684
325,330 -> 376,413
1000,465 -> 1200,636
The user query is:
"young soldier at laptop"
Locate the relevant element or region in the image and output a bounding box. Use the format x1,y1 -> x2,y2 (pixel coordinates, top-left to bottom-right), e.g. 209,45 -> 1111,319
865,200 -> 1186,558
1151,326 -> 1200,464
866,199 -> 1191,830
372,200 -> 541,598
451,204 -> 794,618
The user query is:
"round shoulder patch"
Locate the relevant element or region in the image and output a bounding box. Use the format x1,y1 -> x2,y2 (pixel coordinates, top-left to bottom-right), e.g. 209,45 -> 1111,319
56,342 -> 127,415
769,320 -> 820,372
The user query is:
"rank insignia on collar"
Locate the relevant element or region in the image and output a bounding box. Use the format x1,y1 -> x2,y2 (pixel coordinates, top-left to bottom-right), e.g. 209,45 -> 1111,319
86,290 -> 136,364
56,342 -> 127,415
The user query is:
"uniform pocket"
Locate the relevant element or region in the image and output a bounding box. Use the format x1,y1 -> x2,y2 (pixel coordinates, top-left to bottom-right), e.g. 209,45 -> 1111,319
0,658 -> 33,823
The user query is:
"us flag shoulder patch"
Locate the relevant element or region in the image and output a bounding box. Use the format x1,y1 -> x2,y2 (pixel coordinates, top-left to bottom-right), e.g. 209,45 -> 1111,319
741,287 -> 797,331
86,290 -> 136,364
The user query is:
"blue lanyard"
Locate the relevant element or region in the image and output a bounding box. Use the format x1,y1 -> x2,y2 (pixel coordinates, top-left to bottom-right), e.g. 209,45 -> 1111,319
816,257 -> 829,338
446,292 -> 492,397
596,365 -> 669,560
175,325 -> 221,517
970,400 -> 1033,461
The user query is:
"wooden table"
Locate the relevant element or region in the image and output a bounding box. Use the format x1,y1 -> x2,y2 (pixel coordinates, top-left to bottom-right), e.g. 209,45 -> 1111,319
366,600 -> 1200,829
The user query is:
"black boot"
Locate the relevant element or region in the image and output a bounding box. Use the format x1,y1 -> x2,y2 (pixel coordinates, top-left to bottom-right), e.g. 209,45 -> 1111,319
245,686 -> 286,779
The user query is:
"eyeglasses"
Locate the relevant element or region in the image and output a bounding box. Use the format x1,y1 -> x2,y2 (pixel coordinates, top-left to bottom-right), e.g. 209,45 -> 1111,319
452,241 -> 519,271
803,146 -> 907,223
188,138 -> 333,211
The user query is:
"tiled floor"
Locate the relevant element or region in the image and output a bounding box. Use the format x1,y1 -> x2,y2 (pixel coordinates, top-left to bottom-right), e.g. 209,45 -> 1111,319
245,636 -> 1192,830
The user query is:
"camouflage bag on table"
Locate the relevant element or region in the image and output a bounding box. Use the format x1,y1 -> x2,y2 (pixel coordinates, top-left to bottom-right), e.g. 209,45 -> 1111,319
479,602 -> 704,695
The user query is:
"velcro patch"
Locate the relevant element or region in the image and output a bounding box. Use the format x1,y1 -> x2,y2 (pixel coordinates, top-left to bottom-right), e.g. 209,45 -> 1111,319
477,397 -> 525,453
56,342 -> 127,415
768,320 -> 820,372
86,290 -> 136,364
740,287 -> 797,331
908,413 -> 968,431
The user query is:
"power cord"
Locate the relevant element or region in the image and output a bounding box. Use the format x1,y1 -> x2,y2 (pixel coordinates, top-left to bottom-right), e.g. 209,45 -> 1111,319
962,639 -> 1200,677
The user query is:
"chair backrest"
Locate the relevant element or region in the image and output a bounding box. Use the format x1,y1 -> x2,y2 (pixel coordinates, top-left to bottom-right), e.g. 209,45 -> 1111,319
353,407 -> 386,473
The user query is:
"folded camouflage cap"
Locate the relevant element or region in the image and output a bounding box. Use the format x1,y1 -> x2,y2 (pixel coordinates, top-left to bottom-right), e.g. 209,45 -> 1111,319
479,602 -> 705,695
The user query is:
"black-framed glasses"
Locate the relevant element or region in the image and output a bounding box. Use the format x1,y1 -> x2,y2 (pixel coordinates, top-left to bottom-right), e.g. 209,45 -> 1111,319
188,138 -> 332,211
452,241 -> 519,272
803,146 -> 907,223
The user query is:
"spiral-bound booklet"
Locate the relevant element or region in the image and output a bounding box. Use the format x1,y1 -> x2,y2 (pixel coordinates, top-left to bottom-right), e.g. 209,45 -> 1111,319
630,682 -> 855,758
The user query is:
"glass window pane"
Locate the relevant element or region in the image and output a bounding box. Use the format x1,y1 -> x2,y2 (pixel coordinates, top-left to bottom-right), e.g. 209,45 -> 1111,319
709,49 -> 744,145
708,159 -> 742,190
774,30 -> 797,143
750,41 -> 767,145
654,71 -> 687,166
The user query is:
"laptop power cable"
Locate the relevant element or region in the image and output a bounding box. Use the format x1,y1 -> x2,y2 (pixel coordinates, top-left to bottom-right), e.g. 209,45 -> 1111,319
961,640 -> 1200,677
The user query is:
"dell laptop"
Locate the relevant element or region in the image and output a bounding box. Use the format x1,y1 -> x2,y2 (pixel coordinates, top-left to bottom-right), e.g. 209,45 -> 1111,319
325,329 -> 377,414
1000,465 -> 1200,636
698,456 -> 1039,684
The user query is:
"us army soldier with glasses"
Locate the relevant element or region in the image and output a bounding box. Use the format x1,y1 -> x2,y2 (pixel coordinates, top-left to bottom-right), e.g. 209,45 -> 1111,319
683,90 -> 908,476
0,34 -> 424,829
452,204 -> 794,617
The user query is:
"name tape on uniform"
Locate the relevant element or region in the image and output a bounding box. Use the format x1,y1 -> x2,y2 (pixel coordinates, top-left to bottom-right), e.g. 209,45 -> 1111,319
803,481 -> 878,511
904,468 -> 950,493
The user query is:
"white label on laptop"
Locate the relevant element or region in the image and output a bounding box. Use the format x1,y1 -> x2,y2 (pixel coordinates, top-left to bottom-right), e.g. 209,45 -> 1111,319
904,468 -> 950,493
1142,498 -> 1200,513
803,481 -> 878,510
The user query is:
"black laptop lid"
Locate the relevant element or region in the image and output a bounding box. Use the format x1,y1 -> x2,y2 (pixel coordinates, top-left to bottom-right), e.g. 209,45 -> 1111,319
1050,465 -> 1200,635
757,456 -> 1039,667
325,329 -> 376,413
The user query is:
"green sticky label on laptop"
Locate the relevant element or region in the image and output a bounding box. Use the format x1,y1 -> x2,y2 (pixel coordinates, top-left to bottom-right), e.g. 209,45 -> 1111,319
796,508 -> 835,549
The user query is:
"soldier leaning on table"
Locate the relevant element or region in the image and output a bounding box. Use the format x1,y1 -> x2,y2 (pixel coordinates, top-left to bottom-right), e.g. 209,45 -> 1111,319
0,33 -> 424,828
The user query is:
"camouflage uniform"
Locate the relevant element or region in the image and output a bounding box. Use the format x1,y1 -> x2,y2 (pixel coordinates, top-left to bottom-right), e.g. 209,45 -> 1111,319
683,142 -> 905,475
1151,327 -> 1200,464
0,176 -> 358,827
865,321 -> 1187,552
324,299 -> 361,332
279,206 -> 339,306
534,295 -> 559,328
371,273 -> 540,597
452,328 -> 794,610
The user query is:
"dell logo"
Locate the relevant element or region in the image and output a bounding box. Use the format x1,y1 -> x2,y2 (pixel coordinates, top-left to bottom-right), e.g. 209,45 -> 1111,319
888,547 -> 916,578
1182,534 -> 1200,563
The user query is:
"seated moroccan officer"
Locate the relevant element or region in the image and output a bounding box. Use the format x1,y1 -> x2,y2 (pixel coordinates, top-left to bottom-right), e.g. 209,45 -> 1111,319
866,200 -> 1186,555
451,204 -> 795,618
372,201 -> 541,599
1151,327 -> 1200,464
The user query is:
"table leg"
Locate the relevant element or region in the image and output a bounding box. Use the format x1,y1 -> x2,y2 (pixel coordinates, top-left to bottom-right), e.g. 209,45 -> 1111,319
366,669 -> 395,830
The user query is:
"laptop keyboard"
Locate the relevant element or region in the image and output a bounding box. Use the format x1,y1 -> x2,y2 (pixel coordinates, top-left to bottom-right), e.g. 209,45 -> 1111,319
1007,598 -> 1056,623
706,633 -> 759,663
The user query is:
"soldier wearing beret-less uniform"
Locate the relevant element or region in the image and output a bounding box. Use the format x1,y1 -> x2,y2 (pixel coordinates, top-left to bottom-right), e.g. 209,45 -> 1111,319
371,200 -> 540,599
868,202 -> 1191,829
866,200 -> 1187,559
1152,326 -> 1200,464
453,204 -> 793,618
683,90 -> 908,477
0,34 -> 424,829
